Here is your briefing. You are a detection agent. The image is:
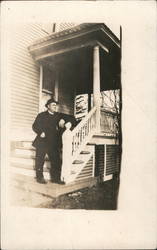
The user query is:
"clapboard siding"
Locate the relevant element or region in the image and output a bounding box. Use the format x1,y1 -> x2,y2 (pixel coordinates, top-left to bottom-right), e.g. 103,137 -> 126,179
12,64 -> 40,78
11,87 -> 39,98
10,23 -> 48,135
9,22 -> 79,136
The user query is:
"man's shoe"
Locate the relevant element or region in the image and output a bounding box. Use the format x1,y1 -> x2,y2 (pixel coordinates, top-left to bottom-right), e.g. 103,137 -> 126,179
50,180 -> 56,183
57,180 -> 65,185
37,178 -> 47,184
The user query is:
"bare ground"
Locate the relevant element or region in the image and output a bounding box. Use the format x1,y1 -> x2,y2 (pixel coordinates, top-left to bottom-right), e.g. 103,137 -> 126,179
37,177 -> 120,210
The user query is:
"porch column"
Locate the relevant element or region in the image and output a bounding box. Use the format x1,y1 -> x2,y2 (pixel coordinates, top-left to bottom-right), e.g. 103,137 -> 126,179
39,64 -> 43,112
93,45 -> 101,132
54,70 -> 59,102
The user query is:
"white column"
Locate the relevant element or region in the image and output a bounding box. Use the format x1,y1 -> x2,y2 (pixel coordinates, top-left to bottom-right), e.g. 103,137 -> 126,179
39,64 -> 43,112
93,45 -> 101,132
54,67 -> 59,101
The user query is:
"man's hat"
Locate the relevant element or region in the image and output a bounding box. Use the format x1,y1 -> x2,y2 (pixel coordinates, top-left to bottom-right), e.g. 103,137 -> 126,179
45,98 -> 59,108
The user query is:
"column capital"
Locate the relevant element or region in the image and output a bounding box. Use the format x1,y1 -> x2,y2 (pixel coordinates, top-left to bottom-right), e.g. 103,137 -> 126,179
93,45 -> 100,50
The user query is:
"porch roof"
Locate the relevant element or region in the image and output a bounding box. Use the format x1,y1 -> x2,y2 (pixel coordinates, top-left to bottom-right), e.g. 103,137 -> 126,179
28,23 -> 120,62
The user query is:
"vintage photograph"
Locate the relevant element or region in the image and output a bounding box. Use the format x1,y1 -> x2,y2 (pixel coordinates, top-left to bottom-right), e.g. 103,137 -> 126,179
9,22 -> 122,209
1,1 -> 157,249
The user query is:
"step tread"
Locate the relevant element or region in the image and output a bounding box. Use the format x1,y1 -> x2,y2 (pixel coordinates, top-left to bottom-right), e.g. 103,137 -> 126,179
11,154 -> 49,161
73,160 -> 84,164
80,151 -> 90,154
15,146 -> 35,151
11,166 -> 50,180
87,142 -> 96,145
11,162 -> 50,172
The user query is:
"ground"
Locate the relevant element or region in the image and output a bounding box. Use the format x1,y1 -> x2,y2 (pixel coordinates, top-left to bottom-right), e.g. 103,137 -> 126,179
11,176 -> 120,210
37,178 -> 120,210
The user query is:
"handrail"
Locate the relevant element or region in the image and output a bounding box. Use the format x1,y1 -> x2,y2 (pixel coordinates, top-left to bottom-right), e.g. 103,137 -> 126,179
71,106 -> 97,159
71,106 -> 97,137
61,106 -> 97,183
61,106 -> 119,183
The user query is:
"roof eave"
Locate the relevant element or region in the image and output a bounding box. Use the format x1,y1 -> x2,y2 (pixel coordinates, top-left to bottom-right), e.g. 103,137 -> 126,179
28,23 -> 120,62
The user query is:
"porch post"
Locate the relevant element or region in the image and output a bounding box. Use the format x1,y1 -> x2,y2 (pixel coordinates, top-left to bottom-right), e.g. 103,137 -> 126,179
54,65 -> 59,101
39,64 -> 43,112
93,45 -> 101,132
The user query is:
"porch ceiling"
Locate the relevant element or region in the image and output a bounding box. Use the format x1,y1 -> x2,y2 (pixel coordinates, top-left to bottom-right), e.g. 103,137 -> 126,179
28,23 -> 120,62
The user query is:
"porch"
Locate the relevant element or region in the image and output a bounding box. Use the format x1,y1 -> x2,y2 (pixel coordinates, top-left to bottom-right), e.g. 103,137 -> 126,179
10,23 -> 121,198
11,173 -> 119,209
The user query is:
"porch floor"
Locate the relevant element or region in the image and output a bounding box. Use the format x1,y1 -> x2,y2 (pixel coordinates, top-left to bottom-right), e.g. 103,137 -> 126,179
11,172 -> 99,204
10,173 -> 119,209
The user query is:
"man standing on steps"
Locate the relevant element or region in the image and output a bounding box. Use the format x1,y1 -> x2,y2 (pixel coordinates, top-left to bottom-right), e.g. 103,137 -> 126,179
32,98 -> 67,184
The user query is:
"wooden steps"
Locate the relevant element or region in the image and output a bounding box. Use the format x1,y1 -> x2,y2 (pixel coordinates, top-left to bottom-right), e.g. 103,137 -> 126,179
10,140 -> 96,190
11,143 -> 50,170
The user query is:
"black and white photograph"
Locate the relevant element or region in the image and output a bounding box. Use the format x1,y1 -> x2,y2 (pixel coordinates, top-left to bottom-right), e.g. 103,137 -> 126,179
9,22 -> 122,210
1,1 -> 157,249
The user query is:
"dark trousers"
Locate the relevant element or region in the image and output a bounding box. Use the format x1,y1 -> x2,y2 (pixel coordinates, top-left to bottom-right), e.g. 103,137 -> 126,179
35,144 -> 62,182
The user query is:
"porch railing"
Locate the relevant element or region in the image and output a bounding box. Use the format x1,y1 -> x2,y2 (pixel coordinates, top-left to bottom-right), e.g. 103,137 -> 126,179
100,109 -> 119,135
61,106 -> 97,183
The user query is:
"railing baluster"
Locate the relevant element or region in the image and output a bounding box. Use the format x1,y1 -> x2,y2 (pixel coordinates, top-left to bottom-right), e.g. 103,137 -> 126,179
61,106 -> 97,183
83,125 -> 85,139
76,132 -> 79,149
100,109 -> 118,134
72,137 -> 74,155
87,120 -> 89,134
78,131 -> 80,148
85,122 -> 88,136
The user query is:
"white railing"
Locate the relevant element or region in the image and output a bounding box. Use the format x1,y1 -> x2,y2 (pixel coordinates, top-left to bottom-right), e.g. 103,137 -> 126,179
100,109 -> 119,135
71,106 -> 97,161
61,106 -> 97,183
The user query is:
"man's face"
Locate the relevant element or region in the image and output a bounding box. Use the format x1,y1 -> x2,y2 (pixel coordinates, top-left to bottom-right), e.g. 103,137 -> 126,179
47,102 -> 58,113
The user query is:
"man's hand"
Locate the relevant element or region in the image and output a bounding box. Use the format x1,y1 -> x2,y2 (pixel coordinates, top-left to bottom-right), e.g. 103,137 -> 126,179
59,119 -> 65,128
40,132 -> 45,138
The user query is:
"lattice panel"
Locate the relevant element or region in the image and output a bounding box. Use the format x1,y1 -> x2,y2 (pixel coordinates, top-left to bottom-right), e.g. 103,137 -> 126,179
106,145 -> 120,175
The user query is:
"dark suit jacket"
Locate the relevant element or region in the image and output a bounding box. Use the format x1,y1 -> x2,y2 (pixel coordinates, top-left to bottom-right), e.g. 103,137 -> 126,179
32,111 -> 76,149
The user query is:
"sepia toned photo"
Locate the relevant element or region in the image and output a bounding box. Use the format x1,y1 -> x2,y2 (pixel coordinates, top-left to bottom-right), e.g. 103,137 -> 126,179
1,2 -> 157,249
9,22 -> 122,209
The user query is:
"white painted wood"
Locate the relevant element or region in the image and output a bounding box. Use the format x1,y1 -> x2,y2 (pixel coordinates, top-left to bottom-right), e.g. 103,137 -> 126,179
61,123 -> 73,183
61,107 -> 97,183
105,174 -> 113,181
62,143 -> 94,184
71,106 -> 97,161
39,65 -> 43,112
11,156 -> 51,169
90,135 -> 118,145
11,166 -> 51,180
97,41 -> 109,53
14,148 -> 35,157
93,45 -> 101,132
54,70 -> 59,102
10,23 -> 47,131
